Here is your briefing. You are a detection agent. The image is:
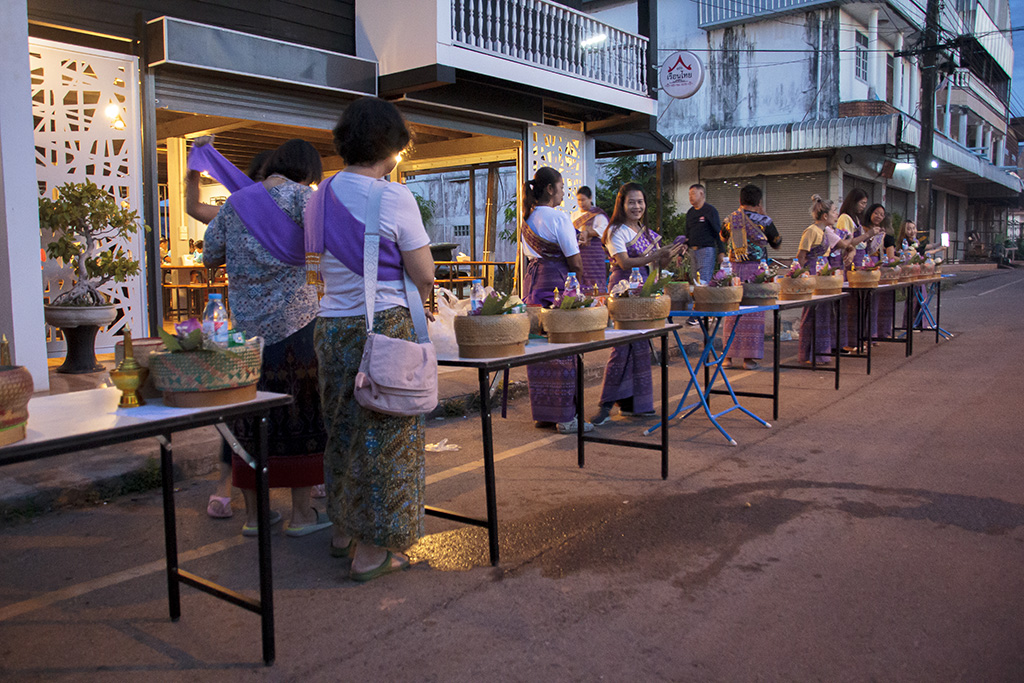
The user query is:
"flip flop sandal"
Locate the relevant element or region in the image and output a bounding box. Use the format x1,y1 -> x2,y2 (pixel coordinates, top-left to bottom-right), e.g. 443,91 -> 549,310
350,551 -> 410,583
311,484 -> 327,499
207,495 -> 233,519
284,508 -> 333,537
241,510 -> 282,537
330,538 -> 356,558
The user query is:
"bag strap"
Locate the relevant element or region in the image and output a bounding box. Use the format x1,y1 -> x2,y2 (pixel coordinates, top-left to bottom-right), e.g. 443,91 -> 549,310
362,180 -> 431,343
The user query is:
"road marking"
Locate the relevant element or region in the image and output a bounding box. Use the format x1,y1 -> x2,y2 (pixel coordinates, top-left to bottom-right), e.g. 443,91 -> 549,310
0,536 -> 247,622
977,278 -> 1024,296
0,371 -> 757,620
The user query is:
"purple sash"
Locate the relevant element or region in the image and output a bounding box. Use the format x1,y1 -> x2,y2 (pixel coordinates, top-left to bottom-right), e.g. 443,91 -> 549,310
521,221 -> 566,260
187,143 -> 252,193
304,174 -> 404,280
609,225 -> 659,285
226,184 -> 305,266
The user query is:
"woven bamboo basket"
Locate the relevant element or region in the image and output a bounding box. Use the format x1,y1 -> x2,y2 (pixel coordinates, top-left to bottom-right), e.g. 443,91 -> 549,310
778,276 -> 817,301
920,263 -> 936,279
607,294 -> 672,329
454,312 -> 530,358
0,365 -> 33,447
899,263 -> 920,281
934,264 -> 943,276
691,285 -> 743,312
813,272 -> 844,295
879,266 -> 900,284
741,281 -> 780,306
541,306 -> 608,343
664,281 -> 692,311
846,269 -> 880,288
149,344 -> 262,407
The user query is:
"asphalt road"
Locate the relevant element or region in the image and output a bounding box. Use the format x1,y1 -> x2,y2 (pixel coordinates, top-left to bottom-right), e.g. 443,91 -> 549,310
1,271 -> 1022,681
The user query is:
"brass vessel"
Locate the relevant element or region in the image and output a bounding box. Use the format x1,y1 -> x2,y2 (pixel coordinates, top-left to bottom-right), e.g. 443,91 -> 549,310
109,327 -> 148,408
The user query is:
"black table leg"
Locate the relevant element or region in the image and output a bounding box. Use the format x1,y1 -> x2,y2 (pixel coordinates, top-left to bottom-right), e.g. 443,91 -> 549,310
935,281 -> 942,343
478,368 -> 500,566
661,333 -> 669,480
834,299 -> 841,390
577,354 -> 585,468
253,415 -> 275,665
772,309 -> 781,420
158,434 -> 180,621
907,286 -> 915,357
866,290 -> 873,375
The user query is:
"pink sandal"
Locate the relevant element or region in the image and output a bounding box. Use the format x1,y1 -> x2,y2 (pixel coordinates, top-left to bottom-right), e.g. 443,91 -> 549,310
207,495 -> 233,519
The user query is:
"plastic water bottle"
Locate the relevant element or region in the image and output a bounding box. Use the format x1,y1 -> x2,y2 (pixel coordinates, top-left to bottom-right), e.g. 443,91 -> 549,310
816,256 -> 828,273
202,293 -> 229,347
721,255 -> 732,277
470,279 -> 485,314
790,258 -> 800,274
563,272 -> 580,299
628,267 -> 643,294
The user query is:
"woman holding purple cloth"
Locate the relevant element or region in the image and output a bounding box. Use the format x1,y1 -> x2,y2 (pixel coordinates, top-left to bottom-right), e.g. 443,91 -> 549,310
592,183 -> 685,425
201,139 -> 330,538
521,167 -> 592,434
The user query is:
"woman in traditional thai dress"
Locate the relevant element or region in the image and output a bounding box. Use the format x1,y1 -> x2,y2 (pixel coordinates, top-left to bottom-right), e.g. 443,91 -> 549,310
592,183 -> 685,425
201,139 -> 331,538
720,184 -> 782,370
796,195 -> 843,365
572,185 -> 610,294
863,203 -> 892,339
835,189 -> 882,351
522,167 -> 592,434
893,219 -> 946,330
308,97 -> 435,581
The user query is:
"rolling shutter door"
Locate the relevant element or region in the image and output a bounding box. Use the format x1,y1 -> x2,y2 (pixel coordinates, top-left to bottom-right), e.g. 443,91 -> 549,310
703,172 -> 828,260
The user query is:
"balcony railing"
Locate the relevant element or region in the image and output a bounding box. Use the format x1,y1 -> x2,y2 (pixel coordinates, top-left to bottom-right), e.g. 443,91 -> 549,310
698,0 -> 926,30
450,0 -> 648,96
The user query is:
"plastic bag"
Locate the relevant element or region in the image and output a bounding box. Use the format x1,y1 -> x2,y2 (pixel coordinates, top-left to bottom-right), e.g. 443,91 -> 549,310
428,287 -> 463,356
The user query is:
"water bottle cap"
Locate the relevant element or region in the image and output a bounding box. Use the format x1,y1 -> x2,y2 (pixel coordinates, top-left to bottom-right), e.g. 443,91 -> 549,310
472,279 -> 482,284
632,267 -> 639,271
567,272 -> 575,276
208,293 -> 222,300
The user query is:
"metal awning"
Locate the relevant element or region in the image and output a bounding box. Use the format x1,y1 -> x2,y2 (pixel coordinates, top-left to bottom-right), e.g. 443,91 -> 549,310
146,17 -> 377,97
661,113 -> 1021,193
592,129 -> 673,156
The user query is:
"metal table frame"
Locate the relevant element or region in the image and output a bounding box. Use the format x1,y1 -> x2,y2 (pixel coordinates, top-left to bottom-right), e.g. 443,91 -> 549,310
437,326 -> 679,566
0,388 -> 290,666
645,308 -> 773,446
700,293 -> 848,421
843,280 -> 924,372
908,274 -> 954,341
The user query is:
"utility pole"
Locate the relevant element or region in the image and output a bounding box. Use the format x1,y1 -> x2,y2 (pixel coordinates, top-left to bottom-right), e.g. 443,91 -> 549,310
915,0 -> 941,237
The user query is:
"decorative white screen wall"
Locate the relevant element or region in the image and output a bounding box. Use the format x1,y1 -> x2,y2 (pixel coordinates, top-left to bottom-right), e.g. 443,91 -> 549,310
527,124 -> 585,214
30,38 -> 146,355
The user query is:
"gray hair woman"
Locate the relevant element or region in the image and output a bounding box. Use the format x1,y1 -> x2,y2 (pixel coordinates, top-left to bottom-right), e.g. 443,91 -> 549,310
307,97 -> 435,581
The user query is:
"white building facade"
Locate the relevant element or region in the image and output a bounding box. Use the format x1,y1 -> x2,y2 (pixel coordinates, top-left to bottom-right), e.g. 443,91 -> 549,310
591,0 -> 1019,258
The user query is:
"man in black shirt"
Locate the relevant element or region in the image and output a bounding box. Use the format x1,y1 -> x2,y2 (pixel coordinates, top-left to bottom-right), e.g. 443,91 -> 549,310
686,183 -> 724,284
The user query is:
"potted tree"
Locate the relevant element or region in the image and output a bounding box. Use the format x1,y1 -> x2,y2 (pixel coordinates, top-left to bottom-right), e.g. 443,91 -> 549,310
39,181 -> 146,373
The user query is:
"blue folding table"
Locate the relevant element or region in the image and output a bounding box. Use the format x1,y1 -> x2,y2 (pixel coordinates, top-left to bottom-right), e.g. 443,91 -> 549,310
644,306 -> 773,445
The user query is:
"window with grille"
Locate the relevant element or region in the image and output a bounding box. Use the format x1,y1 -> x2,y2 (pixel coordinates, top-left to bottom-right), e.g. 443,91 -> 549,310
855,32 -> 869,82
453,224 -> 470,237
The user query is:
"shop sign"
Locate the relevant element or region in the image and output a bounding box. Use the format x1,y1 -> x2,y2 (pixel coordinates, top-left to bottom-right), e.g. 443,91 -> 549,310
660,51 -> 704,100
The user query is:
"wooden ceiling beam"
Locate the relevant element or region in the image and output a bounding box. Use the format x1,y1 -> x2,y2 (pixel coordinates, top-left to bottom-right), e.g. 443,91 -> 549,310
157,115 -> 247,140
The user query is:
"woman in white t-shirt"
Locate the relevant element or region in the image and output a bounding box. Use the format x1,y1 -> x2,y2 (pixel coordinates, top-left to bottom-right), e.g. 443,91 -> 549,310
593,182 -> 685,426
309,97 -> 435,583
573,185 -> 610,294
521,166 -> 591,434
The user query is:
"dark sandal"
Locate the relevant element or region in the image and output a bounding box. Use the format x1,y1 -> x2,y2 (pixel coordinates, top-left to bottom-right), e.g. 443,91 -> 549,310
350,551 -> 410,583
330,538 -> 356,558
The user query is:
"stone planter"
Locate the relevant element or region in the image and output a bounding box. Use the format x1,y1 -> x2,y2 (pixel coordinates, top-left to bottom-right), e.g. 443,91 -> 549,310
0,365 -> 34,447
43,304 -> 118,374
453,312 -> 530,358
846,269 -> 881,288
813,272 -> 844,296
607,294 -> 672,329
540,306 -> 608,343
778,276 -> 817,301
741,281 -> 780,306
